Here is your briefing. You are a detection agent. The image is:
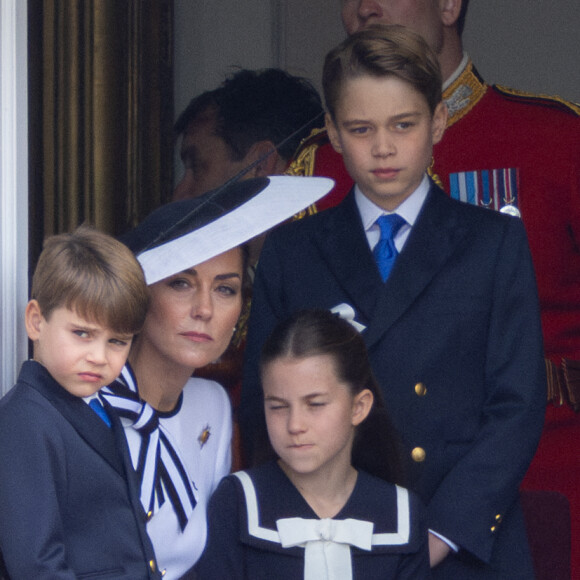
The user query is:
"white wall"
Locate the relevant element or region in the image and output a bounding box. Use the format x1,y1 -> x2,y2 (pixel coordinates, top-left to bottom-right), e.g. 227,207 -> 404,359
281,0 -> 344,86
174,0 -> 278,119
464,0 -> 580,101
1,0 -> 29,395
174,0 -> 580,118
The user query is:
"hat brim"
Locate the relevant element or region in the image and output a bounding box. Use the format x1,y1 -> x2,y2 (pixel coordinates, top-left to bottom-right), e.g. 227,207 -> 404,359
137,175 -> 333,284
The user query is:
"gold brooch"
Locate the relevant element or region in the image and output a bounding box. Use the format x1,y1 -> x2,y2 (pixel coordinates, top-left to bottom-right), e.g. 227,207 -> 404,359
198,425 -> 211,448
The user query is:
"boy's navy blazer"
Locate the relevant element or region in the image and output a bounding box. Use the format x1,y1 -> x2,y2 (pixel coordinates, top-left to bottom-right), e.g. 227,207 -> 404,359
0,361 -> 160,579
241,182 -> 546,578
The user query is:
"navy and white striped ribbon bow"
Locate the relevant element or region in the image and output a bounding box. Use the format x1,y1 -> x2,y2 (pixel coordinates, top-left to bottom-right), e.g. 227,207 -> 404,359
101,365 -> 197,531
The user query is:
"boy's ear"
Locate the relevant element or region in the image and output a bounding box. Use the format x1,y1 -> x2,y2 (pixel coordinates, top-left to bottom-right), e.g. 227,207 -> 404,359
351,388 -> 374,427
431,102 -> 448,145
325,113 -> 343,154
438,0 -> 463,27
25,299 -> 44,341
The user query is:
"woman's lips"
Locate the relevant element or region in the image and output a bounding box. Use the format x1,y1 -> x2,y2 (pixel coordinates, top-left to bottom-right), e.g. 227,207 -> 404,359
181,331 -> 213,342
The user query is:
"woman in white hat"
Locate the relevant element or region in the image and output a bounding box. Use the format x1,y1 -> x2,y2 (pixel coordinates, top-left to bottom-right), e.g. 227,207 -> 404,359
101,176 -> 333,579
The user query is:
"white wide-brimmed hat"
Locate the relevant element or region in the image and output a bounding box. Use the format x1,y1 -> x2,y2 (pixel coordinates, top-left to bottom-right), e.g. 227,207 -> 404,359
123,175 -> 333,284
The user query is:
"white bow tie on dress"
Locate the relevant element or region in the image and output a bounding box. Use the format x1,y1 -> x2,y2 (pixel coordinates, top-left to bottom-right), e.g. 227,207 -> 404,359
276,517 -> 374,580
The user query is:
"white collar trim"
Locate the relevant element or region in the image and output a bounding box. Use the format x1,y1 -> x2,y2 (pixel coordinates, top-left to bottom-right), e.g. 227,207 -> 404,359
234,471 -> 411,546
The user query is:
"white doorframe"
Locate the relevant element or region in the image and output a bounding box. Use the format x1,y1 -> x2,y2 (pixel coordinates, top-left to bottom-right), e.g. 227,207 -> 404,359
1,0 -> 29,395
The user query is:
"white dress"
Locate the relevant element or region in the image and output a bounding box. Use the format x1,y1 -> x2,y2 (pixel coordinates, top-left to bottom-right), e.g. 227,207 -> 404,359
120,375 -> 232,579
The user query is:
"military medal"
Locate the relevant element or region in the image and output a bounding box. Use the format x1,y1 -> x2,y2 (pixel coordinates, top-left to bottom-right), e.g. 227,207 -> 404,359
499,169 -> 521,217
450,167 -> 521,218
499,205 -> 521,218
198,425 -> 211,448
479,170 -> 492,208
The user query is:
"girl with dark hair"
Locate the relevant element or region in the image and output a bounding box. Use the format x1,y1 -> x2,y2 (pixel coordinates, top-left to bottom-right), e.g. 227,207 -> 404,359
196,309 -> 430,579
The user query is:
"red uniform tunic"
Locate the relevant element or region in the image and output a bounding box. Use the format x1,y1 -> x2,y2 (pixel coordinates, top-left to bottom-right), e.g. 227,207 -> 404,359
287,58 -> 580,575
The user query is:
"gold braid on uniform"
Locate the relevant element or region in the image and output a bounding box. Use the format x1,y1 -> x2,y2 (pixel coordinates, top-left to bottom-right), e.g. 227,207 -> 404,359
443,58 -> 487,128
428,158 -> 443,189
494,85 -> 580,116
286,128 -> 329,219
546,358 -> 580,412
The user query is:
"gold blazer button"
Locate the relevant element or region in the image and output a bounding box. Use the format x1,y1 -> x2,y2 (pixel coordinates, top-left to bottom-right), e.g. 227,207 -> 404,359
414,382 -> 427,396
411,447 -> 426,462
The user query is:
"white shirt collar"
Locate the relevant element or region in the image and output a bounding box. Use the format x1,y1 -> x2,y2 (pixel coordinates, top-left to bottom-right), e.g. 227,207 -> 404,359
83,392 -> 101,405
355,174 -> 430,234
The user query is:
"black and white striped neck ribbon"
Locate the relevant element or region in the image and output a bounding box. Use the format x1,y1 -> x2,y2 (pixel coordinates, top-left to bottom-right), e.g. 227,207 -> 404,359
101,364 -> 197,531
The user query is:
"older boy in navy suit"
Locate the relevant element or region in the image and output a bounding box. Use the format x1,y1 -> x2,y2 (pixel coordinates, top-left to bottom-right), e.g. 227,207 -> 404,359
0,227 -> 160,579
241,26 -> 545,578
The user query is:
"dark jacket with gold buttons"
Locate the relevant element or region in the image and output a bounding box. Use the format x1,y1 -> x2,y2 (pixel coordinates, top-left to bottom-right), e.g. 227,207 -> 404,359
0,361 -> 161,579
241,183 -> 546,579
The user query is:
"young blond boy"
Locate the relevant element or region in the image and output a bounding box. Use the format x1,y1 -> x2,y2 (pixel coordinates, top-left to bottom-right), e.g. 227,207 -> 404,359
241,26 -> 545,579
0,227 -> 161,579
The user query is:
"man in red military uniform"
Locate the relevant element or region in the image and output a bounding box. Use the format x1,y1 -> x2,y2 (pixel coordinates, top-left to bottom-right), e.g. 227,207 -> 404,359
287,1 -> 580,575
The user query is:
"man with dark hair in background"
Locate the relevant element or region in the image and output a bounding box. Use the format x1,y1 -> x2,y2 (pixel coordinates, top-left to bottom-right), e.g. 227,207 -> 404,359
288,1 -> 580,576
173,68 -> 324,202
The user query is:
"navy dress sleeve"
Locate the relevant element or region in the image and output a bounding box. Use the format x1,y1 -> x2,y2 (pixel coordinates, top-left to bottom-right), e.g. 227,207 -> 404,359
195,477 -> 246,580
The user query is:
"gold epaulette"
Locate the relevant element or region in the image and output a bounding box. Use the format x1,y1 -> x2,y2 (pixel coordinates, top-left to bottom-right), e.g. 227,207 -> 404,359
443,59 -> 488,128
286,127 -> 329,178
286,127 -> 330,219
494,85 -> 580,116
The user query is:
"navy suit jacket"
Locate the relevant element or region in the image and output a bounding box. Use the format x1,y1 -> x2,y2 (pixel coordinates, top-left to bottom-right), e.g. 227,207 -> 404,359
0,361 -> 160,579
241,183 -> 546,578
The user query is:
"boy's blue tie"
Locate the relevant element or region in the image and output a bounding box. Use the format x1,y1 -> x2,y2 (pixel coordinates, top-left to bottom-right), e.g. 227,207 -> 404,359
373,214 -> 406,281
89,397 -> 112,427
